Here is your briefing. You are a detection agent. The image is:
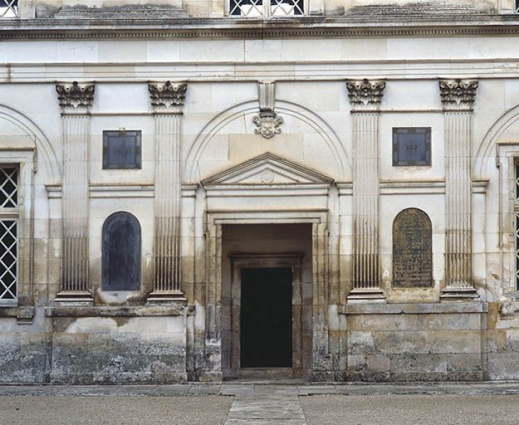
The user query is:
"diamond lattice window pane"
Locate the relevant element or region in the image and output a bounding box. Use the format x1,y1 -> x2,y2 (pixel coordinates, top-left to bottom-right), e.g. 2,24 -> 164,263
0,168 -> 18,208
0,0 -> 18,18
0,220 -> 17,302
230,0 -> 264,16
270,0 -> 303,15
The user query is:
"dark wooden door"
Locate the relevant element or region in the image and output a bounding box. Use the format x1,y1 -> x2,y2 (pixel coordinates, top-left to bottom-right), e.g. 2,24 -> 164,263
240,267 -> 293,368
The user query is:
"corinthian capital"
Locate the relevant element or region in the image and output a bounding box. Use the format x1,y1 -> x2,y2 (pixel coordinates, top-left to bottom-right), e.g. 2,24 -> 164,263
56,81 -> 95,113
439,79 -> 478,111
148,81 -> 187,113
346,79 -> 386,110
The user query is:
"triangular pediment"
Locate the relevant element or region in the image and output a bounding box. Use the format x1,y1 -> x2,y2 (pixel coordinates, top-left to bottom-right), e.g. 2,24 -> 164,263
201,153 -> 334,186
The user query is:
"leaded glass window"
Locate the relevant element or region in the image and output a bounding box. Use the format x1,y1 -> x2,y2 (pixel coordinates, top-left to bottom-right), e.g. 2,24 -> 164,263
230,0 -> 304,17
0,167 -> 18,305
516,0 -> 519,13
0,0 -> 18,18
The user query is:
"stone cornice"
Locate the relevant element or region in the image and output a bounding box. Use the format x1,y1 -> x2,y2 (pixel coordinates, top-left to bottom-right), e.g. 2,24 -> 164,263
2,18 -> 519,40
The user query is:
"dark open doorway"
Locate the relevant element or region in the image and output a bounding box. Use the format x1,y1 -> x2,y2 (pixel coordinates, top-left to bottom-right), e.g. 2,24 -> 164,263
240,267 -> 293,368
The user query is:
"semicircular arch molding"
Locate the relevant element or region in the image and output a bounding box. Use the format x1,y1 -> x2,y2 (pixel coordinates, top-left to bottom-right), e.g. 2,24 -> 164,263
183,99 -> 350,183
0,103 -> 61,182
475,102 -> 519,178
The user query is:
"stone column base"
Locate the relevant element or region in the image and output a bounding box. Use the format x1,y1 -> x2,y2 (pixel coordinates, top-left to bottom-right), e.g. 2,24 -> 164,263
441,286 -> 479,301
54,291 -> 93,305
347,288 -> 386,304
147,290 -> 186,304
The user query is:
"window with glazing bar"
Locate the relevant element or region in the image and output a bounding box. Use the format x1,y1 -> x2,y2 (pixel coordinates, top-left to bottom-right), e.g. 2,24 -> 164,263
0,0 -> 18,18
229,0 -> 304,17
0,167 -> 18,305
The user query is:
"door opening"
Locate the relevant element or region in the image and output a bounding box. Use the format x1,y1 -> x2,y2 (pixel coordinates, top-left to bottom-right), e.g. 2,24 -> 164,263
240,267 -> 293,368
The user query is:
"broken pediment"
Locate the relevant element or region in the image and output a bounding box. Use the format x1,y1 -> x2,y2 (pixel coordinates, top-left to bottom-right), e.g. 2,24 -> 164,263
201,152 -> 334,186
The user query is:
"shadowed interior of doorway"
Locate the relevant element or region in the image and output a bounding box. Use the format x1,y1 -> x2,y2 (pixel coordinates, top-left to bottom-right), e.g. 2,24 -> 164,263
221,223 -> 313,379
240,267 -> 293,368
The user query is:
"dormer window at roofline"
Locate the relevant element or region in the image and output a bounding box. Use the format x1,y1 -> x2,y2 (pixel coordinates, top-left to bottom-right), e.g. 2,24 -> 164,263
229,0 -> 305,17
0,0 -> 18,18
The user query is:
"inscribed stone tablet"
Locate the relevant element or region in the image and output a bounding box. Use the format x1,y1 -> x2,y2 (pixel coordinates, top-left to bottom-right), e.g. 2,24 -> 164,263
393,208 -> 433,288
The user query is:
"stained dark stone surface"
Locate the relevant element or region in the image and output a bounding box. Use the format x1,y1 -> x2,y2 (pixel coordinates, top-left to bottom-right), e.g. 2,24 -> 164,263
393,208 -> 433,288
102,212 -> 141,291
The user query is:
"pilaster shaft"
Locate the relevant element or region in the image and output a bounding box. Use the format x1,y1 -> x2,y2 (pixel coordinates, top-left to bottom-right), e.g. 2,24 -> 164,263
440,79 -> 479,300
148,81 -> 187,302
55,82 -> 94,303
346,79 -> 386,303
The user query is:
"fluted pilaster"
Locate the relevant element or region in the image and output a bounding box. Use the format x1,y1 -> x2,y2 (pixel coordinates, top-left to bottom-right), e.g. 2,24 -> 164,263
148,81 -> 187,302
440,79 -> 479,300
346,79 -> 386,303
55,82 -> 94,303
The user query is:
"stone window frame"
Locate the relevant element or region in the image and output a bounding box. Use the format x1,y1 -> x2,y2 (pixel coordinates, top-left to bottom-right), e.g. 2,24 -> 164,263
0,149 -> 35,319
226,0 -> 307,17
496,143 -> 519,295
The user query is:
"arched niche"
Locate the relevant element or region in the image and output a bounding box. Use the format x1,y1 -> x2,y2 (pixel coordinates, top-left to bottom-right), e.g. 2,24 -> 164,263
183,99 -> 350,183
102,212 -> 141,291
393,208 -> 433,288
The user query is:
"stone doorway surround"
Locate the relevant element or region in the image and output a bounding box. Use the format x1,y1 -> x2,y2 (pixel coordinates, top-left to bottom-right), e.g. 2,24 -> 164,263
197,152 -> 336,381
228,254 -> 305,378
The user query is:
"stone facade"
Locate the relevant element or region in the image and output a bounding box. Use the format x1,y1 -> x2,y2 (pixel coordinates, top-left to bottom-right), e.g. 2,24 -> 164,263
1,0 -> 519,383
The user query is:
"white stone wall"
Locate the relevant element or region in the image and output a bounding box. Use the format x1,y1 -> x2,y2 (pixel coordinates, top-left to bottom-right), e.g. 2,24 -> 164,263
2,26 -> 519,381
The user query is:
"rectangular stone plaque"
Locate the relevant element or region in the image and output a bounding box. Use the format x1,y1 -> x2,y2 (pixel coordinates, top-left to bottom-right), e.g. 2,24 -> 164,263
103,130 -> 141,170
393,127 -> 431,166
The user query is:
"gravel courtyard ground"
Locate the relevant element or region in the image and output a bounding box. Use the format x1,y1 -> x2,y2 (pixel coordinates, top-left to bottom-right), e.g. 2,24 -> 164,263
0,396 -> 233,425
2,384 -> 519,425
301,394 -> 519,425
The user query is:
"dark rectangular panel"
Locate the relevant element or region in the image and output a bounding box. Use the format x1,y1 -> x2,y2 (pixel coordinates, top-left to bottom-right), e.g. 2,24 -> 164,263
103,130 -> 142,170
393,127 -> 431,166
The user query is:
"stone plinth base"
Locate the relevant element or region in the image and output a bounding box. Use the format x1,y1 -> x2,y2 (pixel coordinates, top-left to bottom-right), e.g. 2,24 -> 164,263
54,291 -> 93,305
347,288 -> 386,303
441,287 -> 480,301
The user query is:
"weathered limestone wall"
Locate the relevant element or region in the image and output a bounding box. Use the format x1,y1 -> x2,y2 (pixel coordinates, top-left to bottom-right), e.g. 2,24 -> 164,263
344,304 -> 487,381
2,24 -> 519,382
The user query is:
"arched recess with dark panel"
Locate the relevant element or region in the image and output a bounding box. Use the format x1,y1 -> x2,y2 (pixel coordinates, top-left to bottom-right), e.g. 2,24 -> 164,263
102,212 -> 141,291
393,208 -> 433,288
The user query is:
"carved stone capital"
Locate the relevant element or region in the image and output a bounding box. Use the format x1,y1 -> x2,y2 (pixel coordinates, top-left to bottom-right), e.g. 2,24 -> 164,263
346,79 -> 386,110
56,81 -> 95,113
439,79 -> 478,110
253,111 -> 284,139
148,81 -> 187,113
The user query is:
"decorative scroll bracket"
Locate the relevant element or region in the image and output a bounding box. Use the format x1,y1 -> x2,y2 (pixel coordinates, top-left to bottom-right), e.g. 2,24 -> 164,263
253,81 -> 284,139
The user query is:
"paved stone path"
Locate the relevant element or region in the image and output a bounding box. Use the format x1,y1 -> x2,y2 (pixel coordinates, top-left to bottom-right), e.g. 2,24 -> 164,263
225,385 -> 307,425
